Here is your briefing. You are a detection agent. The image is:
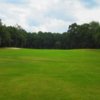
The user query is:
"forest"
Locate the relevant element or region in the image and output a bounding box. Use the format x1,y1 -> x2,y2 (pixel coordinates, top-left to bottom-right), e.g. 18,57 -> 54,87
0,19 -> 100,49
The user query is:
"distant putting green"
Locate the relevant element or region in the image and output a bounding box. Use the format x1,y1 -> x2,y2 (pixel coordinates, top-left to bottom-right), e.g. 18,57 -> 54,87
0,48 -> 100,100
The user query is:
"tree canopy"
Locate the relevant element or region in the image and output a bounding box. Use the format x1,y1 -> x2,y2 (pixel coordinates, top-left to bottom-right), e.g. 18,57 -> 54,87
0,19 -> 100,49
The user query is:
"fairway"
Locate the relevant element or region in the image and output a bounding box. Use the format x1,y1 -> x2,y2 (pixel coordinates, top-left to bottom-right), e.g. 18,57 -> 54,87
0,48 -> 100,100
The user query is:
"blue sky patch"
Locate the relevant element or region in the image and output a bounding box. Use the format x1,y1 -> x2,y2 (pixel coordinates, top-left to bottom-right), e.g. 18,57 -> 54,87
81,0 -> 98,8
1,0 -> 26,4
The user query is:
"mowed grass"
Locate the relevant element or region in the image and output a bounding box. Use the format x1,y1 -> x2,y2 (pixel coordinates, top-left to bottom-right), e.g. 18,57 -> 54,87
0,48 -> 100,100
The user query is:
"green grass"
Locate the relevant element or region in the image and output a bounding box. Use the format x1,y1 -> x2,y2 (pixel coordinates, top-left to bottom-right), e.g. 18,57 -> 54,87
0,48 -> 100,100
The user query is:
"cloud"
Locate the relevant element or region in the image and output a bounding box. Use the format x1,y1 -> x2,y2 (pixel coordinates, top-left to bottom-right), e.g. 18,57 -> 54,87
32,18 -> 69,33
72,0 -> 100,24
0,0 -> 100,32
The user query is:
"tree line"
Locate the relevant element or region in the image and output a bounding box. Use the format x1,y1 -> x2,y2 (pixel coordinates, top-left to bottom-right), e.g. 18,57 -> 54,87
0,19 -> 100,49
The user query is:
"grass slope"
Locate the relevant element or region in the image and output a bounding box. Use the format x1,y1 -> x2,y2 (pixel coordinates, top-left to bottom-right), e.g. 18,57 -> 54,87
0,48 -> 100,100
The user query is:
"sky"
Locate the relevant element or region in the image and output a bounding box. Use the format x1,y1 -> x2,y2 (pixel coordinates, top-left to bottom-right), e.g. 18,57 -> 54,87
0,0 -> 100,33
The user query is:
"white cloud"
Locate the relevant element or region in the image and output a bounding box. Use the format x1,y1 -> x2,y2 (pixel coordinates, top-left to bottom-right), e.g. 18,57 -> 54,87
71,0 -> 100,24
0,0 -> 100,32
32,18 -> 68,32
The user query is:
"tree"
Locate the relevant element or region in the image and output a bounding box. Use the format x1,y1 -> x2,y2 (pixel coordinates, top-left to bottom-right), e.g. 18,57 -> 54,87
0,19 -> 100,49
0,19 -> 2,46
67,23 -> 80,48
0,19 -> 2,26
94,32 -> 100,48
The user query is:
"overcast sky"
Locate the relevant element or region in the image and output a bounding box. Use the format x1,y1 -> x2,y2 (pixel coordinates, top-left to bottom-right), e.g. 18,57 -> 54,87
0,0 -> 100,32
